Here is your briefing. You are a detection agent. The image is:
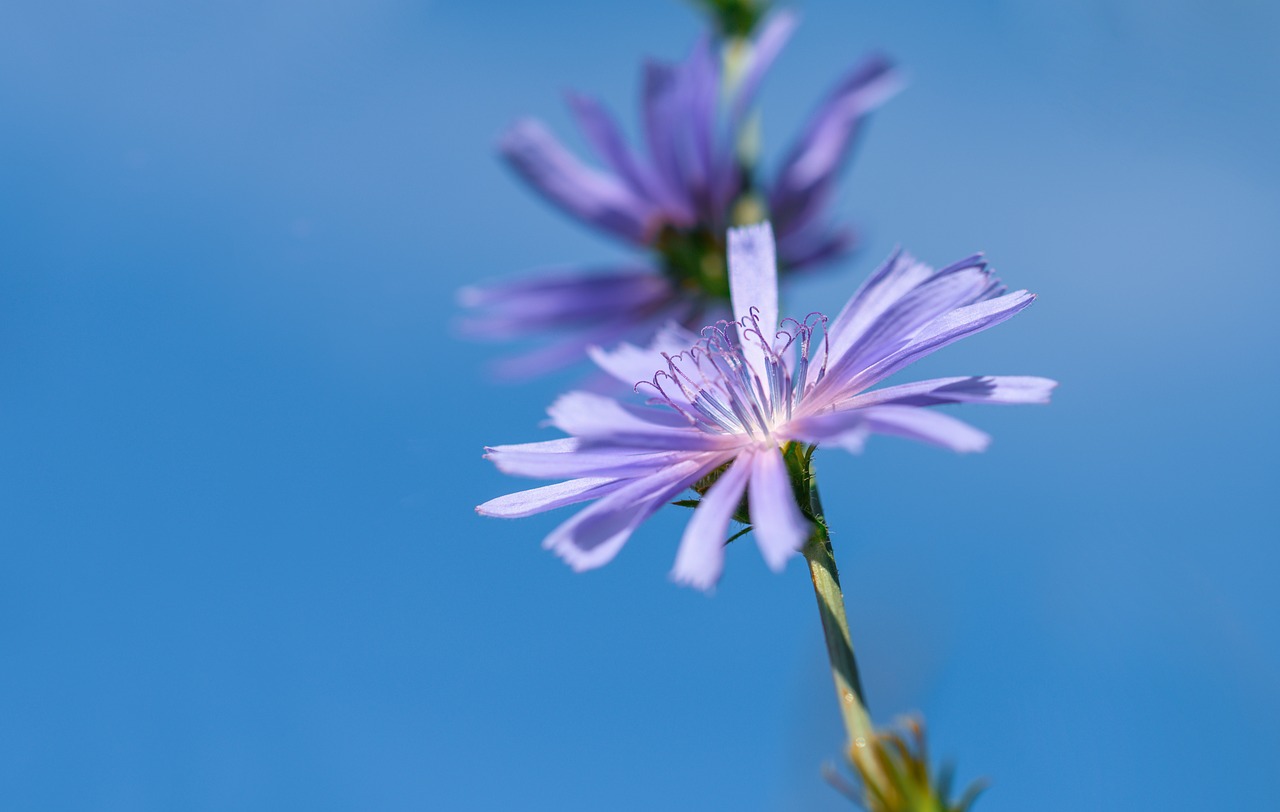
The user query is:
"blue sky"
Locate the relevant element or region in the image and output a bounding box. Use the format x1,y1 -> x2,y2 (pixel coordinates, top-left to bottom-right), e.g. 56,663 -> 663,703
1,1 -> 1277,809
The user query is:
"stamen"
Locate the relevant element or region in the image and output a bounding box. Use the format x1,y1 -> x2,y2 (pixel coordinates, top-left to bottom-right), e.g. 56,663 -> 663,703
632,309 -> 830,441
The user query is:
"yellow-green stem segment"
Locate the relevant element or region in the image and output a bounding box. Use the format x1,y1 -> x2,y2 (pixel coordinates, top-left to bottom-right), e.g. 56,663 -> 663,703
803,523 -> 885,788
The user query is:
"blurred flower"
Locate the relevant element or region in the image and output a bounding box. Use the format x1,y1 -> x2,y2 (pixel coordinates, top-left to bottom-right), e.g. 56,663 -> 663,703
826,718 -> 986,812
460,11 -> 901,378
477,223 -> 1055,587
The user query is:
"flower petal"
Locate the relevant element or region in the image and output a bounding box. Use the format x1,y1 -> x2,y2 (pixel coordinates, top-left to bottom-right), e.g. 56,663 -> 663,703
458,267 -> 674,339
830,256 -> 1000,379
804,253 -> 1025,405
671,453 -> 753,590
823,249 -> 936,370
565,92 -> 675,216
748,445 -> 811,572
727,11 -> 798,132
782,409 -> 872,453
642,61 -> 696,218
856,405 -> 991,453
769,54 -> 901,237
587,322 -> 702,391
500,118 -> 658,244
848,290 -> 1037,393
683,34 -> 719,204
477,477 -> 624,519
543,458 -> 713,572
485,439 -> 698,480
481,293 -> 693,381
840,376 -> 1059,409
547,391 -> 733,450
728,222 -> 780,336
727,223 -> 782,387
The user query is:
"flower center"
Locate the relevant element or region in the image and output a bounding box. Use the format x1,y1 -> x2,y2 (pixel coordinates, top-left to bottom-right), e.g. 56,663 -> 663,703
655,224 -> 731,302
639,310 -> 829,443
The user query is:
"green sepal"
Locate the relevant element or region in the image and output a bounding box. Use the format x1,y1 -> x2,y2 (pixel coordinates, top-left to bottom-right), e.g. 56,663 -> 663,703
825,718 -> 988,812
671,498 -> 754,546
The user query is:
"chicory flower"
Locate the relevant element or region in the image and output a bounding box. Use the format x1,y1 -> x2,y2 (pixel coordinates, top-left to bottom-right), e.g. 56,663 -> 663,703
461,12 -> 900,377
477,223 -> 1056,588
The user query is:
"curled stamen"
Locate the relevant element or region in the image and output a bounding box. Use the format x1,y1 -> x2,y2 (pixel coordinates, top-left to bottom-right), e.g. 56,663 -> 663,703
664,351 -> 716,411
638,369 -> 703,430
627,306 -> 833,440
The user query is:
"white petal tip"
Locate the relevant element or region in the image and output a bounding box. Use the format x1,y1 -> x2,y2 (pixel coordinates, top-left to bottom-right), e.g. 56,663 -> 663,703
760,539 -> 803,573
956,437 -> 992,454
670,571 -> 718,593
727,221 -> 775,245
670,558 -> 723,591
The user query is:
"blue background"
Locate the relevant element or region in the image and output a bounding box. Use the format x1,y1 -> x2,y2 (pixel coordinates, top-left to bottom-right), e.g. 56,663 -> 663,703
2,1 -> 1277,809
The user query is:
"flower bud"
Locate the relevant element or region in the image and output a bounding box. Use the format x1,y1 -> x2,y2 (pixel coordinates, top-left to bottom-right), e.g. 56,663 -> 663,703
826,717 -> 987,812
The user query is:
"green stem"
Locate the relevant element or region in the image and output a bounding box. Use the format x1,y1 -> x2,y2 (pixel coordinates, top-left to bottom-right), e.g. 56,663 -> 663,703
803,523 -> 873,747
802,512 -> 885,789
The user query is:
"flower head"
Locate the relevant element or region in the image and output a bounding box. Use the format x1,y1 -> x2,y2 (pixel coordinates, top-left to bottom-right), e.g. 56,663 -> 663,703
460,12 -> 901,377
477,223 -> 1055,588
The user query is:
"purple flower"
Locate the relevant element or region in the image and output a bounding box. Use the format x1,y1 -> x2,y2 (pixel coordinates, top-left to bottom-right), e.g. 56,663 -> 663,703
477,223 -> 1056,589
460,12 -> 901,378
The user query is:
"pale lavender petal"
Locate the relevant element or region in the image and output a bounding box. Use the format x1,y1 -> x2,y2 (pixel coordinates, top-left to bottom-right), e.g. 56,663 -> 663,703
823,422 -> 870,454
832,257 -> 998,376
839,376 -> 1059,409
587,322 -> 702,391
671,453 -> 753,590
728,221 -> 779,333
847,290 -> 1037,393
547,391 -> 735,450
788,404 -> 988,453
823,249 -> 935,369
500,119 -> 658,245
477,477 -> 624,519
727,223 -> 780,381
544,458 -> 715,572
485,440 -> 699,480
857,405 -> 991,453
808,252 -> 1008,402
748,445 -> 811,572
769,55 -> 901,237
782,408 -> 871,450
487,437 -> 579,454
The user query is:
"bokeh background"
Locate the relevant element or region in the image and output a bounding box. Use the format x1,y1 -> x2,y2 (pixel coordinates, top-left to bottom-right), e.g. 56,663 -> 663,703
2,1 -> 1277,809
